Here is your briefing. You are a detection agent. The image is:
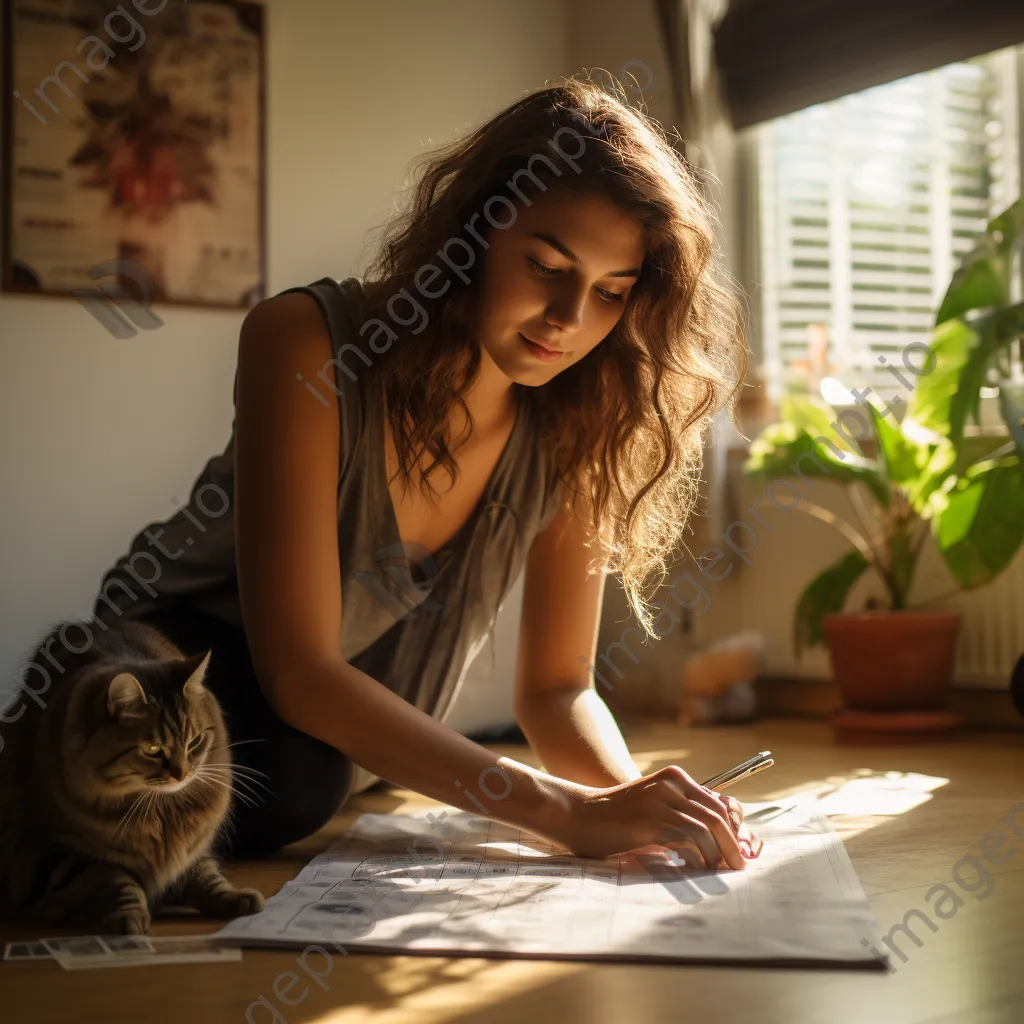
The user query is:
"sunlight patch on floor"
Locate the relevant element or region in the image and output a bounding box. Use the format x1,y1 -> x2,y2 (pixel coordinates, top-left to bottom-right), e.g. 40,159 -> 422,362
306,957 -> 580,1024
631,748 -> 694,771
754,769 -> 951,840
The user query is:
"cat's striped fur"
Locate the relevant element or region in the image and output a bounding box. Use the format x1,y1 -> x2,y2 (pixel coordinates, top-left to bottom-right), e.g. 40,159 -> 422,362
0,617 -> 265,933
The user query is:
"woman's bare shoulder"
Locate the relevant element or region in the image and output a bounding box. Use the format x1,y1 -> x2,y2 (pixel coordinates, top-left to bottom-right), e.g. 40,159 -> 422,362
237,286 -> 367,472
241,289 -> 326,341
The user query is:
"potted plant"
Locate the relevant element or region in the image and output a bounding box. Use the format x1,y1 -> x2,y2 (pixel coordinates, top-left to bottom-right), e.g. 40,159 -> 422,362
744,199 -> 1024,735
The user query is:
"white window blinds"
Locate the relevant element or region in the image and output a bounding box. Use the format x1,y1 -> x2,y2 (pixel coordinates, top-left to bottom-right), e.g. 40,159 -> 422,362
756,47 -> 1021,404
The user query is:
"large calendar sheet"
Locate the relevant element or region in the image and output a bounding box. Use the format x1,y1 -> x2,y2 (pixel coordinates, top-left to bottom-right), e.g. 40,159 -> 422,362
213,802 -> 889,968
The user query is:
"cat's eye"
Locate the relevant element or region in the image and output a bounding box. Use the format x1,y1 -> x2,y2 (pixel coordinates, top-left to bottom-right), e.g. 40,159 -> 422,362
142,743 -> 162,757
187,735 -> 204,753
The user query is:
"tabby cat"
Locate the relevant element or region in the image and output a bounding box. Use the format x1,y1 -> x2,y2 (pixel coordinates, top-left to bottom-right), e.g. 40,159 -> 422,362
0,617 -> 265,934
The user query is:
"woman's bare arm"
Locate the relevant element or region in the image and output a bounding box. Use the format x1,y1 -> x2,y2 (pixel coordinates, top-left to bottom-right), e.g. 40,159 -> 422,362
232,292 -> 572,840
514,492 -> 643,787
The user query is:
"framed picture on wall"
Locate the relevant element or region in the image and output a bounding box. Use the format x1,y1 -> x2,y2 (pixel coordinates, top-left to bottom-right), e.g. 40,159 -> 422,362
1,0 -> 266,311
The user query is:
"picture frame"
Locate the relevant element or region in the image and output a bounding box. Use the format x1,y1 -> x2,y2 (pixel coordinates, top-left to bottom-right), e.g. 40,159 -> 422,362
1,0 -> 266,312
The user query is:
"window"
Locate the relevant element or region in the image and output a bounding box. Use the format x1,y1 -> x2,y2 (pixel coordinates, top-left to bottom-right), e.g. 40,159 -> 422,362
756,47 -> 1022,404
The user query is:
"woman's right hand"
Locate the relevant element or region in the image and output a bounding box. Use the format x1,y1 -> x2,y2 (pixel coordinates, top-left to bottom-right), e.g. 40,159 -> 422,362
552,765 -> 755,870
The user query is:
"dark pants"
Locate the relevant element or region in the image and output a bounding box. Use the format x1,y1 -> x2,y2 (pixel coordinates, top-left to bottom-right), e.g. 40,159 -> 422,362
137,606 -> 355,859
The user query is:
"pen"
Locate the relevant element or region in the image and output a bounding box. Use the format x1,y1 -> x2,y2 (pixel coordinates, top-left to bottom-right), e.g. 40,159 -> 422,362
701,750 -> 774,791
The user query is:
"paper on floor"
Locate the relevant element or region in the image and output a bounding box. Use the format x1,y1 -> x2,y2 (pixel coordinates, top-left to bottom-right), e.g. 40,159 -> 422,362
212,802 -> 890,968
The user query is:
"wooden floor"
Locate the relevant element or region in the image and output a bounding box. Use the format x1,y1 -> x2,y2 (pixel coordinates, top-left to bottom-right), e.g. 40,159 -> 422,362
2,718 -> 1022,1024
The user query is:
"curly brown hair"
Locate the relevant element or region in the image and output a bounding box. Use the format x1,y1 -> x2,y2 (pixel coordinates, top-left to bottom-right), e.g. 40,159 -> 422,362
354,72 -> 748,640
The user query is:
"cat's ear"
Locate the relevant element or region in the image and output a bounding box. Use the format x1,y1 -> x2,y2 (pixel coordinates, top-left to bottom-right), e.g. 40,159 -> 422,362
107,673 -> 148,720
182,650 -> 212,697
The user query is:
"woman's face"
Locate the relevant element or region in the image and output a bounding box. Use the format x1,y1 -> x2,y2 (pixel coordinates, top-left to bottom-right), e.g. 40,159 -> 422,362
474,190 -> 646,385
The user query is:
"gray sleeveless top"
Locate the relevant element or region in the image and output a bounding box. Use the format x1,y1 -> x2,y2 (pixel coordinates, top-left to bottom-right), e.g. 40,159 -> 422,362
93,277 -> 562,723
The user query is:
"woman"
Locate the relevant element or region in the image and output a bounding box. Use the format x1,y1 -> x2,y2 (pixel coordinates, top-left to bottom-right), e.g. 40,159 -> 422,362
93,76 -> 759,868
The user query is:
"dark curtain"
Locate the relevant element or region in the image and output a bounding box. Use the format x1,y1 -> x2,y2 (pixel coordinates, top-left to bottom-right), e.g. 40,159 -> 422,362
654,0 -> 698,148
712,0 -> 1024,129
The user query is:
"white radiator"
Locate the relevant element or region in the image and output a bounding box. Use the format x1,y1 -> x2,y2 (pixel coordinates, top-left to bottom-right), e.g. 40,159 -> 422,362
944,547 -> 1024,687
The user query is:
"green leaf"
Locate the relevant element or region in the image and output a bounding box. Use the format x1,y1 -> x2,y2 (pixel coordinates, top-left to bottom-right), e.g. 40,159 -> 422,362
936,255 -> 1008,326
950,432 -> 1019,474
935,199 -> 1022,325
909,302 -> 1024,443
934,454 -> 1024,589
793,549 -> 871,658
744,397 -> 891,506
905,440 -> 958,512
863,400 -> 917,485
783,396 -> 864,457
863,404 -> 957,513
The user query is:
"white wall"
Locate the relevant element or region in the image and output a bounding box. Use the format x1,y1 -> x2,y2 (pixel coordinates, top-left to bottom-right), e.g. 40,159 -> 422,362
0,0 -> 570,711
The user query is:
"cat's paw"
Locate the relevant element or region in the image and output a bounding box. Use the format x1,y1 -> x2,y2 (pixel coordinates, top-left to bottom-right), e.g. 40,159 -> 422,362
99,907 -> 151,935
201,887 -> 265,918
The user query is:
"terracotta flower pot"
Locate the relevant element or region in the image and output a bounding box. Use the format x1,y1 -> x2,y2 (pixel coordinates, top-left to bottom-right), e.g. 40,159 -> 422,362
823,611 -> 963,712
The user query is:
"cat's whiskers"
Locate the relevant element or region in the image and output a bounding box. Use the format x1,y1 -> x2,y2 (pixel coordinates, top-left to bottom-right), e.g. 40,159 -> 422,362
206,770 -> 268,811
219,777 -> 266,807
205,759 -> 272,783
202,761 -> 273,797
191,768 -> 251,807
199,766 -> 265,808
222,770 -> 272,798
114,786 -> 156,839
193,767 -> 260,810
113,792 -> 146,838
